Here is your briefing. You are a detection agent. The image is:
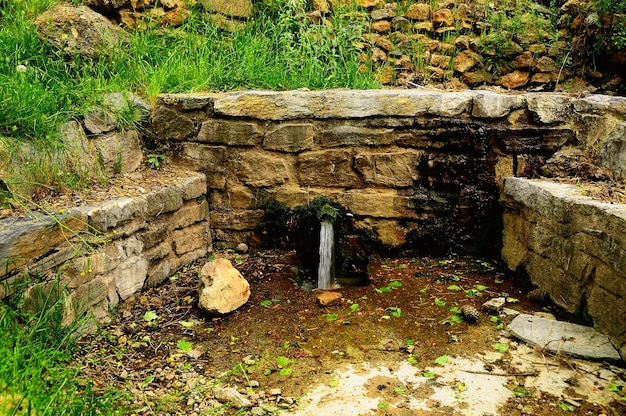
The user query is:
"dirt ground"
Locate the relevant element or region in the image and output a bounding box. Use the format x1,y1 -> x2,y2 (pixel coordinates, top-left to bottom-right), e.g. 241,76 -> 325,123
73,250 -> 626,416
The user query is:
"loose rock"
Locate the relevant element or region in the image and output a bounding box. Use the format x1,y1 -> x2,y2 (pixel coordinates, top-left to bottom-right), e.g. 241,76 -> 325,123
198,258 -> 250,314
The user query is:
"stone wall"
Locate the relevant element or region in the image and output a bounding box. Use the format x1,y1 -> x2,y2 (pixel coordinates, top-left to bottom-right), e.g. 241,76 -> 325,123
0,172 -> 209,322
77,0 -> 625,92
148,89 -> 626,254
502,177 -> 626,359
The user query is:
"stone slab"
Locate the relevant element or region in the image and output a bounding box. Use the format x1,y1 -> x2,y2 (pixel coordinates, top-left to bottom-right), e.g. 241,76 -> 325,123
508,314 -> 621,361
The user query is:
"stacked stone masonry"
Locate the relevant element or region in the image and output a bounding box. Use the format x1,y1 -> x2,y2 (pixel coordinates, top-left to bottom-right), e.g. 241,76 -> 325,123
0,173 -> 209,322
502,177 -> 626,360
150,89 -> 625,358
1,89 -> 625,359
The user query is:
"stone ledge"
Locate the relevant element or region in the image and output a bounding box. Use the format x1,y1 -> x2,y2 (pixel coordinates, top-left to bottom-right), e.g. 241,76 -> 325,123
0,171 -> 209,323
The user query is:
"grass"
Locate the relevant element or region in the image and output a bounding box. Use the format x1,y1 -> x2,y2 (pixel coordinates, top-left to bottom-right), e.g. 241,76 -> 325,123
0,0 -> 377,198
0,0 -> 377,144
0,290 -> 128,415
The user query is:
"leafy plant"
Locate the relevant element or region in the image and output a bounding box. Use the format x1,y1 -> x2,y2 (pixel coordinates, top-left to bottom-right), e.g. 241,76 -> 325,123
147,154 -> 165,169
324,313 -> 338,322
558,401 -> 575,411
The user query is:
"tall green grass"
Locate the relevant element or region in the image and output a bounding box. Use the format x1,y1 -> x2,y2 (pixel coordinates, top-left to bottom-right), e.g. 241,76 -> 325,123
0,291 -> 127,415
0,0 -> 377,144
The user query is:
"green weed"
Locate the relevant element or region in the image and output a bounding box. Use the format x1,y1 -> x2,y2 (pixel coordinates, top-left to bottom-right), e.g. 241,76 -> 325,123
0,293 -> 127,415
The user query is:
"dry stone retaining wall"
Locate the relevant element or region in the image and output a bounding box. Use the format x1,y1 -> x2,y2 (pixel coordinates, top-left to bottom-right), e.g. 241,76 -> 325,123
502,177 -> 626,359
0,173 -> 209,322
150,89 -> 626,251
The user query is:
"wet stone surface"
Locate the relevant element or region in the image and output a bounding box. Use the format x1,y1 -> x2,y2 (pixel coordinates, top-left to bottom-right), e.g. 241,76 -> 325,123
73,250 -> 626,415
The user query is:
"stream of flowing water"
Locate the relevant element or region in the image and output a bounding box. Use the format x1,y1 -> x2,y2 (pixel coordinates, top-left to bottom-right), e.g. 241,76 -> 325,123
317,220 -> 335,289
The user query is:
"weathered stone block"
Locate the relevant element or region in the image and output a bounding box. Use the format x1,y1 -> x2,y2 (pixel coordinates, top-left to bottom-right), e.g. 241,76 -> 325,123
88,197 -> 147,232
354,149 -> 424,187
494,127 -> 574,153
595,121 -> 626,181
0,213 -> 88,275
210,186 -> 258,210
196,119 -> 262,145
472,91 -> 526,118
298,150 -> 361,187
92,129 -> 143,174
172,221 -> 208,255
141,221 -> 169,249
526,94 -> 573,124
264,123 -> 315,152
339,189 -> 418,219
146,259 -> 172,287
320,125 -> 394,147
171,199 -> 209,229
200,0 -> 253,18
145,185 -> 184,216
113,256 -> 148,300
210,210 -> 264,231
181,173 -> 208,200
237,151 -> 289,187
144,240 -> 171,262
213,90 -> 439,120
151,107 -> 195,140
181,143 -> 227,189
586,286 -> 626,345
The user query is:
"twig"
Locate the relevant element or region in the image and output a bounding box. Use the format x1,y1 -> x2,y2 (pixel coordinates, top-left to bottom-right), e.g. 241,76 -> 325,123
461,369 -> 539,377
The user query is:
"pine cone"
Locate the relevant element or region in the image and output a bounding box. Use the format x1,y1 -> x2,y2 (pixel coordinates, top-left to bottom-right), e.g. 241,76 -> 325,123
460,305 -> 480,323
528,288 -> 550,304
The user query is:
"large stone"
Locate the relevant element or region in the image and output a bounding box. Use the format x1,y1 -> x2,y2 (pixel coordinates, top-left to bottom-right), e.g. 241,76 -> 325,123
213,90 -> 440,120
35,5 -> 127,58
264,123 -> 315,152
212,387 -> 252,408
238,152 -> 288,187
151,107 -> 195,140
200,0 -> 252,18
497,70 -> 530,89
181,144 -> 227,188
298,150 -> 361,187
198,258 -> 250,314
404,3 -> 430,20
453,50 -> 480,73
431,8 -> 454,27
508,314 -> 621,361
595,121 -> 626,181
320,125 -> 394,147
472,91 -> 526,118
93,129 -> 143,174
197,119 -> 262,145
526,94 -> 574,124
354,150 -> 423,187
114,256 -> 148,300
84,108 -> 117,135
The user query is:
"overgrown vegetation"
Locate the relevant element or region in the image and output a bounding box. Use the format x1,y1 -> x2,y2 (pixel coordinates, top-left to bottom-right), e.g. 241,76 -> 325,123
0,294 -> 127,415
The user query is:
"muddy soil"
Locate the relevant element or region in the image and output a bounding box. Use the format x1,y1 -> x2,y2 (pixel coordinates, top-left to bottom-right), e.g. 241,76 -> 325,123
73,250 -> 626,416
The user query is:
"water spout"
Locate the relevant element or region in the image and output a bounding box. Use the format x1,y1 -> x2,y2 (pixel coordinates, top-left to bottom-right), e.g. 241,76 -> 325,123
317,219 -> 335,289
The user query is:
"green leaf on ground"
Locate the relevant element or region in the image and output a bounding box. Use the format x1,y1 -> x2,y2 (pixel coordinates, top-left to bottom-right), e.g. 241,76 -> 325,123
143,311 -> 158,322
434,355 -> 448,365
329,380 -> 339,387
434,299 -> 446,307
177,340 -> 193,352
422,371 -> 436,378
394,385 -> 410,395
447,285 -> 462,291
492,342 -> 509,353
